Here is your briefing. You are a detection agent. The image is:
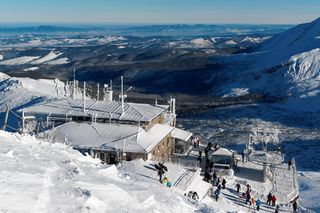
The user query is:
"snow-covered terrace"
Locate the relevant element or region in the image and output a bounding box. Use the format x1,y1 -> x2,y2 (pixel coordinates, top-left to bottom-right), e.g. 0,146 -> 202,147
46,122 -> 174,153
20,99 -> 169,123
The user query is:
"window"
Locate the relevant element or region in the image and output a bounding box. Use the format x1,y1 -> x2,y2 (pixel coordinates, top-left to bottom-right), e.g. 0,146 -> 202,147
99,153 -> 105,161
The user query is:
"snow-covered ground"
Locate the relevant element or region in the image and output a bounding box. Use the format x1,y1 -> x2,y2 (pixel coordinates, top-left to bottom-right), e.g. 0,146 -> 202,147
190,38 -> 214,48
0,53 -> 69,66
30,51 -> 63,65
2,130 -> 279,213
23,66 -> 39,72
45,57 -> 69,65
0,56 -> 40,65
0,131 -> 197,213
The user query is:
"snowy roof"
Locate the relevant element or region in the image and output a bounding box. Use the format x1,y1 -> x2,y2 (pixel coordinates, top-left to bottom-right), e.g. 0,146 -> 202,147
20,99 -> 168,122
172,128 -> 192,141
212,148 -> 233,156
48,122 -> 174,153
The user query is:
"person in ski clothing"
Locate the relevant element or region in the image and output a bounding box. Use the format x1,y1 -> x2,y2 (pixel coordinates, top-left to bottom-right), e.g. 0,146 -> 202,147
256,198 -> 261,211
158,169 -> 164,182
156,162 -> 167,182
192,191 -> 199,200
241,151 -> 245,163
212,172 -> 217,181
272,195 -> 277,206
236,183 -> 241,193
204,147 -> 209,159
216,177 -> 220,186
249,197 -> 255,209
288,160 -> 292,170
209,161 -> 214,172
292,200 -> 298,212
275,204 -> 280,213
245,192 -> 251,204
267,192 -> 272,205
205,159 -> 210,171
222,178 -> 226,189
246,184 -> 251,193
204,171 -> 211,182
214,189 -> 220,201
198,150 -> 202,167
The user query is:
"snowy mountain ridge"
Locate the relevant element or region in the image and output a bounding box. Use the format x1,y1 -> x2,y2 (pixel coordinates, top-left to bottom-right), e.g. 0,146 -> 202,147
287,48 -> 320,82
257,17 -> 320,66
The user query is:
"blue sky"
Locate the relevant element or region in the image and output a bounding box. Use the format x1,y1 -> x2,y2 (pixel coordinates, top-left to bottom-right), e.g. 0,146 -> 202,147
0,0 -> 319,24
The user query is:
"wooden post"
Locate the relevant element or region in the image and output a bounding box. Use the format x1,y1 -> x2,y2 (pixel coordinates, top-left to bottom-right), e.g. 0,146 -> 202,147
2,106 -> 10,131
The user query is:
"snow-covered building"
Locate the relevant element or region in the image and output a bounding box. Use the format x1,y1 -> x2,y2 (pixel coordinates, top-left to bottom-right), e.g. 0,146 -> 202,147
208,148 -> 235,176
172,128 -> 193,154
19,96 -> 192,163
45,122 -> 174,163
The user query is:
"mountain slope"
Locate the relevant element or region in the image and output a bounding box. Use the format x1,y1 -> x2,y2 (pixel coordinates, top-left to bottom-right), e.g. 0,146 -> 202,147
257,17 -> 320,66
217,17 -> 320,112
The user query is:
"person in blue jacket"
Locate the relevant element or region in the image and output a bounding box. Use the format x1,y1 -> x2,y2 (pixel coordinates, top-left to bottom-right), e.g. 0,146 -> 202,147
256,198 -> 261,211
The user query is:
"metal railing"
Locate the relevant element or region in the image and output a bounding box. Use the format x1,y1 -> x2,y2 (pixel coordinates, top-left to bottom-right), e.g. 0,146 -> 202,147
286,158 -> 299,203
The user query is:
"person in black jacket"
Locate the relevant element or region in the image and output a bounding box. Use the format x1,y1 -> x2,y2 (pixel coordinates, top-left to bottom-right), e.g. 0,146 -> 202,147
267,192 -> 272,205
236,183 -> 241,193
222,178 -> 226,189
293,200 -> 298,212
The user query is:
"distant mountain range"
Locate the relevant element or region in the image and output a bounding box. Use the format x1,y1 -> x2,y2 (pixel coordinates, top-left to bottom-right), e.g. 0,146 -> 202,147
0,24 -> 292,37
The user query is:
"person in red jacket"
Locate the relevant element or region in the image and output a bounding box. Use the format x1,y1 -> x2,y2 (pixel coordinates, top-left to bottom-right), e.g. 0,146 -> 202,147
272,195 -> 277,206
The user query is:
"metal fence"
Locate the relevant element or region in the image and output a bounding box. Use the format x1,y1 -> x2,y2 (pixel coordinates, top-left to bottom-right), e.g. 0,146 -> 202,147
169,157 -> 198,169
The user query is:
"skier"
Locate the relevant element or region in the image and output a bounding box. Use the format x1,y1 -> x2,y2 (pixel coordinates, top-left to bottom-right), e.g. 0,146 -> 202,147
267,192 -> 272,205
256,198 -> 261,211
236,183 -> 241,193
293,200 -> 298,212
272,194 -> 277,206
288,160 -> 292,170
222,178 -> 226,189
